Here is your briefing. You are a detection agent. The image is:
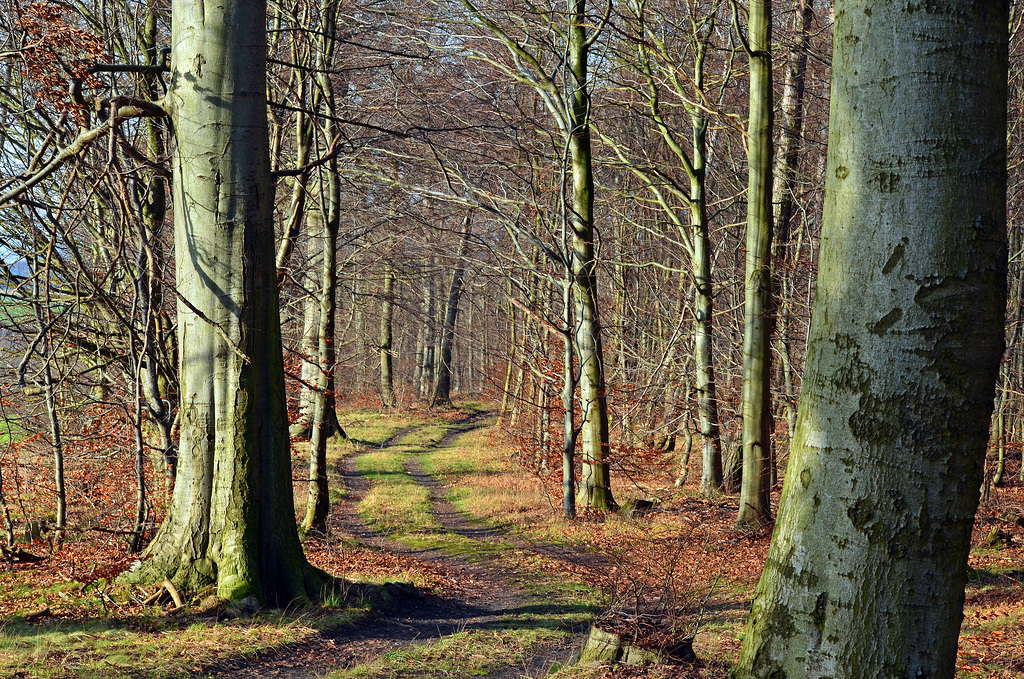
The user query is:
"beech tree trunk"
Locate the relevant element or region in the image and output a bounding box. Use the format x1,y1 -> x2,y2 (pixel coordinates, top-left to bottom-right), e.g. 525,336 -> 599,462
432,215 -> 472,408
130,0 -> 328,603
771,0 -> 813,450
691,70 -> 723,498
737,0 -> 774,527
734,0 -> 1008,674
569,0 -> 614,511
379,269 -> 397,407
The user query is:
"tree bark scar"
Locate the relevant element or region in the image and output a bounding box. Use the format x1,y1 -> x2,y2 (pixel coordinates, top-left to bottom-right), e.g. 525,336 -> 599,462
881,237 -> 908,275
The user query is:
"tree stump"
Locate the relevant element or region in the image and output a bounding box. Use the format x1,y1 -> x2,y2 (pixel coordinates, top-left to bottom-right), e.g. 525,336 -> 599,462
576,624 -> 695,666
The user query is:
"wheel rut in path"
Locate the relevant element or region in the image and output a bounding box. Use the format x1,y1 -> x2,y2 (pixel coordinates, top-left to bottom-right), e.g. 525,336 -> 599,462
195,414 -> 595,678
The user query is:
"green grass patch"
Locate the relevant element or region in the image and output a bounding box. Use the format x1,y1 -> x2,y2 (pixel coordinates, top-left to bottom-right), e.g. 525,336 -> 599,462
0,418 -> 22,445
356,450 -> 437,537
327,628 -> 563,679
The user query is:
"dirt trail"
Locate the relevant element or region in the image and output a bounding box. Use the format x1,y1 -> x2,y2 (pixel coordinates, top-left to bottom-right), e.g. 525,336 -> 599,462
195,414 -> 593,678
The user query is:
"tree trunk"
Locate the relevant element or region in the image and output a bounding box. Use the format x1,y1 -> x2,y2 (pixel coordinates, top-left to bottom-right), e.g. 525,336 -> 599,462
562,280 -> 578,519
734,0 -> 1009,673
379,269 -> 397,408
432,215 -> 472,408
420,271 -> 437,399
569,0 -> 614,511
303,19 -> 343,532
691,71 -> 723,498
737,0 -> 774,527
130,0 -> 328,604
772,0 -> 813,452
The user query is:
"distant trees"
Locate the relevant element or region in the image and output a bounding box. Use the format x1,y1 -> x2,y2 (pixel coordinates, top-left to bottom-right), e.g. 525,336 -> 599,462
734,0 -> 1009,674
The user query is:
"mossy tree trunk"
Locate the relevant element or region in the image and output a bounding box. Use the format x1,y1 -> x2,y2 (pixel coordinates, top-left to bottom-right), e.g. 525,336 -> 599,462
733,0 -> 1008,674
737,0 -> 774,528
131,0 -> 328,604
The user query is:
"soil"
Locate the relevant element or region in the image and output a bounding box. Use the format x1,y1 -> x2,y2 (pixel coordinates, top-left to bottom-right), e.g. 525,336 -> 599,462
192,412 -> 595,678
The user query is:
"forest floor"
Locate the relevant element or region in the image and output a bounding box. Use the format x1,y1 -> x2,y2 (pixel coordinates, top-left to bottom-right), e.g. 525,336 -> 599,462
0,403 -> 1022,677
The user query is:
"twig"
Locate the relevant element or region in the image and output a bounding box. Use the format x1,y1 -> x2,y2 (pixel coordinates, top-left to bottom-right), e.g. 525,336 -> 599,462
173,290 -> 251,364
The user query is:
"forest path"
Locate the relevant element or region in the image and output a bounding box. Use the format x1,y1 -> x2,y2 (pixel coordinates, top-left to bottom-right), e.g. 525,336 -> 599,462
195,411 -> 600,678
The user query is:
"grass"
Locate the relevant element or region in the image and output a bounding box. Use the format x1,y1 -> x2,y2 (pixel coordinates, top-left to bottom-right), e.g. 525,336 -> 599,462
328,628 -> 563,679
0,607 -> 359,679
0,418 -> 22,445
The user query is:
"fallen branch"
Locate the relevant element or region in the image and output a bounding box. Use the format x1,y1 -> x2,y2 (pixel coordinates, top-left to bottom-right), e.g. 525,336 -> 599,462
163,578 -> 184,608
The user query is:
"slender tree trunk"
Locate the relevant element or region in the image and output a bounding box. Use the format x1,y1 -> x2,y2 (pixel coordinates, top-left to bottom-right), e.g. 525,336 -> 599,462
379,269 -> 396,408
737,0 -> 774,527
568,0 -> 614,510
130,0 -> 328,603
30,301 -> 65,543
772,0 -> 812,452
420,271 -> 436,399
562,281 -> 578,519
303,172 -> 339,533
497,290 -> 517,427
692,79 -> 723,498
303,19 -> 343,532
734,0 -> 1009,673
0,460 -> 12,546
432,215 -> 473,408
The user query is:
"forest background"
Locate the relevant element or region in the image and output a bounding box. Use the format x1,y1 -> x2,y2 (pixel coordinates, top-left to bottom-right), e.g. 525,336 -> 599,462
0,0 -> 1022,675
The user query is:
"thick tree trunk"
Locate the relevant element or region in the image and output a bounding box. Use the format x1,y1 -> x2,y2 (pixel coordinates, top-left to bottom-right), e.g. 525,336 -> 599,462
733,0 -> 1008,674
568,0 -> 614,511
131,0 -> 328,604
737,0 -> 774,527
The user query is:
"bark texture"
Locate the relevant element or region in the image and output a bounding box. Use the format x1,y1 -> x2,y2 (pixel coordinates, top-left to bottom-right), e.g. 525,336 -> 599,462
733,0 -> 1009,675
130,0 -> 328,604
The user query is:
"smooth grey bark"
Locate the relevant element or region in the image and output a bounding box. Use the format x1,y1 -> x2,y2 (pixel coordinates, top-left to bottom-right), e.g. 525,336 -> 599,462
131,0 -> 328,603
737,0 -> 774,527
733,0 -> 1009,674
432,215 -> 472,408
